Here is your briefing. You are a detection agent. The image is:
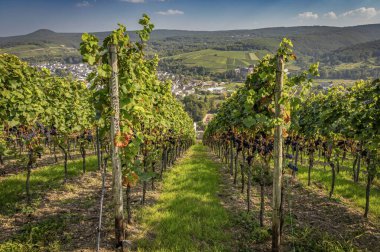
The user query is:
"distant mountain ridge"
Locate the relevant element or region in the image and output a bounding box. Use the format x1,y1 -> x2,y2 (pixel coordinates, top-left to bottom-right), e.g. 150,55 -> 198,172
1,24 -> 380,80
0,28 -> 208,48
2,24 -> 380,50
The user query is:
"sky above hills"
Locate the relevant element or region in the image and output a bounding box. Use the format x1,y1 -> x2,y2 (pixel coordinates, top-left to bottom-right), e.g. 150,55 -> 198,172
1,0 -> 380,36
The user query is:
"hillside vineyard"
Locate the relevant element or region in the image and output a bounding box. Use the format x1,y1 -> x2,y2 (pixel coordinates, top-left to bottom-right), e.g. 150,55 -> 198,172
0,13 -> 379,252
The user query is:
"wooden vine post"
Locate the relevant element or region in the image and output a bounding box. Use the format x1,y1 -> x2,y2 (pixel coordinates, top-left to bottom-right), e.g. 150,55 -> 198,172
109,44 -> 125,249
96,125 -> 101,171
272,55 -> 284,252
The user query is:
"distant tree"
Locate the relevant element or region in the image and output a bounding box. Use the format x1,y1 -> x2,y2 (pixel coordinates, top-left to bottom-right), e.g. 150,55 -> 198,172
182,94 -> 208,122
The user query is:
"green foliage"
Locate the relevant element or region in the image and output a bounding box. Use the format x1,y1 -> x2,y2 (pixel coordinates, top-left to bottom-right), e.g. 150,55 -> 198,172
181,94 -> 210,122
0,54 -> 93,132
80,14 -> 195,186
0,53 -> 94,170
293,79 -> 380,150
204,38 -> 318,144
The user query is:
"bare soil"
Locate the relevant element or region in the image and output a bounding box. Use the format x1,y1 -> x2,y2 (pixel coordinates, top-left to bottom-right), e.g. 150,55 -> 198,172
1,148 -> 379,251
211,151 -> 380,252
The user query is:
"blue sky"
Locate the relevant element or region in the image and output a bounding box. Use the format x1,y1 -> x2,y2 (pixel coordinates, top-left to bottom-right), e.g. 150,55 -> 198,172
1,0 -> 380,36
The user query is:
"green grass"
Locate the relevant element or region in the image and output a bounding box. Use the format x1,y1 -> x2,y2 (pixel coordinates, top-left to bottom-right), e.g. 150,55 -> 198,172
247,52 -> 259,61
165,48 -> 304,74
296,156 -> 380,218
255,50 -> 272,59
137,144 -> 231,251
167,49 -> 266,72
288,226 -> 356,252
0,214 -> 72,252
0,43 -> 79,59
0,156 -> 97,216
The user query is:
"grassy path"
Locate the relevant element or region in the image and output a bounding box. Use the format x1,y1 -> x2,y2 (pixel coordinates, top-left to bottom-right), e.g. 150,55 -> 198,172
136,144 -> 232,252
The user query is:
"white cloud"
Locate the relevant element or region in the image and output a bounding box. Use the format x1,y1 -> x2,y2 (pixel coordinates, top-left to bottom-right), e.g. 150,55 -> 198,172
341,7 -> 377,19
324,11 -> 337,20
156,9 -> 184,15
121,0 -> 145,3
76,1 -> 91,7
298,12 -> 318,20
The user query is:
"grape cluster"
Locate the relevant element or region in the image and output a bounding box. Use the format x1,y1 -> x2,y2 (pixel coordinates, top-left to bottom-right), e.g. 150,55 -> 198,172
284,137 -> 292,146
287,163 -> 298,172
285,153 -> 293,159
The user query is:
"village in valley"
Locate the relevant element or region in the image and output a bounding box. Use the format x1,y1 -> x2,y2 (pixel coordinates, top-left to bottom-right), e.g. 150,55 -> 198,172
33,62 -> 254,97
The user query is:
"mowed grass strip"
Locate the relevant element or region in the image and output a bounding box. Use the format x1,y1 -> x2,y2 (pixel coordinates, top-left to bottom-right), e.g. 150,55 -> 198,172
137,144 -> 231,252
0,156 -> 97,216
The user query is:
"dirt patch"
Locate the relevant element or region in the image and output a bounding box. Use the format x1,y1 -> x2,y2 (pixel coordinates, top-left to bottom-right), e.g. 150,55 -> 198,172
288,181 -> 380,251
0,171 -> 112,250
0,160 -> 170,251
210,153 -> 273,252
209,150 -> 380,252
3,147 -> 378,251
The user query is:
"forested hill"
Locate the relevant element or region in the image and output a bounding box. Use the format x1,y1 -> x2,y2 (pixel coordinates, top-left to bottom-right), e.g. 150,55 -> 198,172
2,24 -> 380,79
0,29 -> 210,48
2,24 -> 380,54
321,39 -> 380,64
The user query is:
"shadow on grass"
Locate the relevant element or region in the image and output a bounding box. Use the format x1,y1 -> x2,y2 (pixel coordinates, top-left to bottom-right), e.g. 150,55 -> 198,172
0,156 -> 97,216
0,189 -> 106,251
282,178 -> 380,251
296,162 -> 380,218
